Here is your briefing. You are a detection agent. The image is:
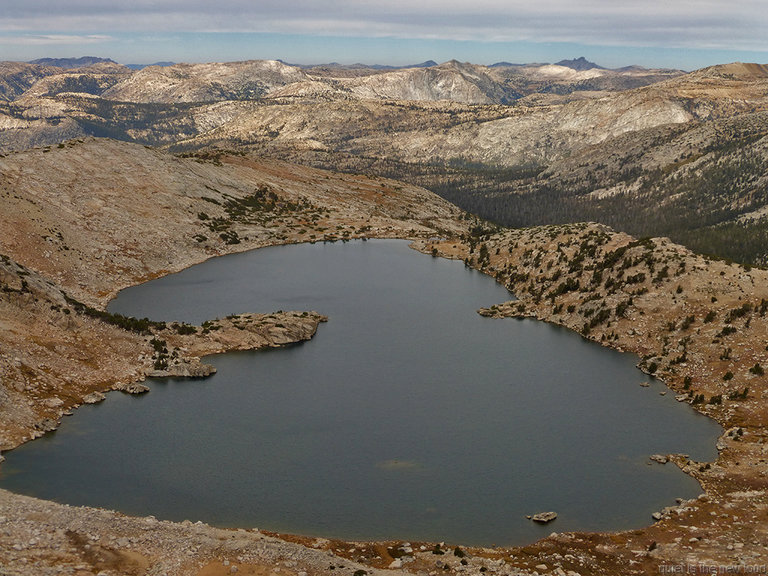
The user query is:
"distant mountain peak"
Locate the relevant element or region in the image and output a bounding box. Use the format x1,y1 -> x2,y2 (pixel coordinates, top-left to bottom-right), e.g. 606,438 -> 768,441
555,57 -> 604,71
29,56 -> 117,69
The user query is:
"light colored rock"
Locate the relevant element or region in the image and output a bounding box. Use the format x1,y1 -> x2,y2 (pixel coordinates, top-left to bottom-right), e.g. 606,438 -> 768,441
82,392 -> 106,404
147,359 -> 216,379
34,419 -> 58,433
531,511 -> 558,523
114,382 -> 150,394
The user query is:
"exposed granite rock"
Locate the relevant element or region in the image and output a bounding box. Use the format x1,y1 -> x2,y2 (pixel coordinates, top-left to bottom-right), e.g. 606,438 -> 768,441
33,418 -> 58,433
82,391 -> 106,404
114,382 -> 150,394
147,358 -> 216,379
531,512 -> 558,524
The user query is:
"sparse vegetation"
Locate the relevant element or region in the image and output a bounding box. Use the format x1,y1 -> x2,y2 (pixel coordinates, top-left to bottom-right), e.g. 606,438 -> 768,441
64,294 -> 166,335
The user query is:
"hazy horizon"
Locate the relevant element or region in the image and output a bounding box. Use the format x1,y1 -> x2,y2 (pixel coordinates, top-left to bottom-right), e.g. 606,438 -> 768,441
12,52 -> 768,74
1,1 -> 767,72
14,53 -> 682,69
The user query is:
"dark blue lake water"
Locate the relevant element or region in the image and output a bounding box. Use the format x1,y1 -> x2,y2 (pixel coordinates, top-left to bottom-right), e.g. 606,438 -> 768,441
0,240 -> 721,545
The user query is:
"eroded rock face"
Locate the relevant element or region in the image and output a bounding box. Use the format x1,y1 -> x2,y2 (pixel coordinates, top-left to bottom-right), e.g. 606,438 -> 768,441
145,359 -> 216,379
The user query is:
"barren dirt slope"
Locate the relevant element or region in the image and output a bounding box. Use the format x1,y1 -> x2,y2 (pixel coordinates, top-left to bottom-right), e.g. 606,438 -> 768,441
0,138 -> 464,306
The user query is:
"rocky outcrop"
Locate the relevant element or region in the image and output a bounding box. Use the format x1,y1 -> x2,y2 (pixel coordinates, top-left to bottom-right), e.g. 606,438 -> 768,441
342,62 -> 497,104
113,382 -> 150,394
82,391 -> 106,404
145,311 -> 327,380
146,358 -> 216,379
531,512 -> 558,524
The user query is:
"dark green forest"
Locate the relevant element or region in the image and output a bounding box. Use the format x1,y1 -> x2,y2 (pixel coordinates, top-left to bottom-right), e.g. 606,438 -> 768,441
369,116 -> 768,267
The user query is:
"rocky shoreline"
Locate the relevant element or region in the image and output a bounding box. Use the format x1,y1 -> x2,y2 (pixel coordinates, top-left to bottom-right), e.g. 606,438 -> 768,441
416,223 -> 768,571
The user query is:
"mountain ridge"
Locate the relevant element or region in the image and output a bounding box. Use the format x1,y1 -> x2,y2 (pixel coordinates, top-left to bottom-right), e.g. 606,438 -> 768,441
29,56 -> 117,68
1,57 -> 767,263
555,56 -> 604,70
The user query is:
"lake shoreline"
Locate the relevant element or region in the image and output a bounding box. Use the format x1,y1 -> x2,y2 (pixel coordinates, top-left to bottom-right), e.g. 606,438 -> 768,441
1,143 -> 765,573
414,225 -> 768,569
5,239 -> 716,547
3,229 -> 765,575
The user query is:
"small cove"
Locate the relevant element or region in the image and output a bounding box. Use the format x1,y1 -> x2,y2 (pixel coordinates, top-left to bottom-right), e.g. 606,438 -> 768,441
0,239 -> 722,546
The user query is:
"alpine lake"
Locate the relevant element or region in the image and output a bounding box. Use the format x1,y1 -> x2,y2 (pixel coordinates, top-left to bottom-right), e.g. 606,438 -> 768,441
0,240 -> 722,546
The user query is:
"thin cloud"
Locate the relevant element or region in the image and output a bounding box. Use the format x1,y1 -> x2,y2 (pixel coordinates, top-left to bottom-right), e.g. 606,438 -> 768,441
1,1 -> 766,51
0,34 -> 112,46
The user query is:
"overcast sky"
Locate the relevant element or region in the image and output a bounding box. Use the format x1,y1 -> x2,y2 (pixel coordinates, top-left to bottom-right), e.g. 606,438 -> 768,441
1,1 -> 767,69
